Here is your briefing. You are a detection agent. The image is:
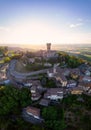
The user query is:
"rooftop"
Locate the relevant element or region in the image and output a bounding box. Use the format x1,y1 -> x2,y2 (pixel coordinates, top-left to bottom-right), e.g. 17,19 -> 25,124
26,106 -> 40,117
44,88 -> 63,98
39,99 -> 50,106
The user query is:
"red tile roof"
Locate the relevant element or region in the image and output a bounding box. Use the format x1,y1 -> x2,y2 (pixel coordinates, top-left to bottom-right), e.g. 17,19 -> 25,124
26,106 -> 40,117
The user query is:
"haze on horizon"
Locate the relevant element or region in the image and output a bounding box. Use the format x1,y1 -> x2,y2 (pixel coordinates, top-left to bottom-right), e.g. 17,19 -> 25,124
0,0 -> 91,45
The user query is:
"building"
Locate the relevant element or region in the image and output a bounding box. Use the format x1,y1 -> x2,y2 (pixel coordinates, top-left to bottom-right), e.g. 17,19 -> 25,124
67,80 -> 77,88
39,99 -> 50,106
54,73 -> 67,87
78,82 -> 91,92
47,68 -> 54,78
44,88 -> 63,100
71,87 -> 83,95
0,73 -> 7,81
63,68 -> 71,76
84,70 -> 90,76
47,43 -> 51,52
30,80 -> 42,101
26,106 -> 40,119
70,68 -> 80,79
44,63 -> 52,67
28,58 -> 35,63
45,43 -> 58,58
24,82 -> 32,87
79,64 -> 90,74
46,51 -> 57,58
4,79 -> 10,85
82,76 -> 91,82
0,53 -> 3,57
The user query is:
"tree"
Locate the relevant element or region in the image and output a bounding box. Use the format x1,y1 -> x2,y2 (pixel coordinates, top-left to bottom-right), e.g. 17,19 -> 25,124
0,85 -> 32,130
4,57 -> 11,63
42,106 -> 66,130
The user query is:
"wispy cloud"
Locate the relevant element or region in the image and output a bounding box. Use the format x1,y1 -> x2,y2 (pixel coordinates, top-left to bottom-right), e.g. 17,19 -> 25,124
69,17 -> 90,28
69,22 -> 83,28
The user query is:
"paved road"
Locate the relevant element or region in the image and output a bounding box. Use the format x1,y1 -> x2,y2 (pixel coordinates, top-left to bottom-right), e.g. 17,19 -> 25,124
5,59 -> 49,87
8,60 -> 49,81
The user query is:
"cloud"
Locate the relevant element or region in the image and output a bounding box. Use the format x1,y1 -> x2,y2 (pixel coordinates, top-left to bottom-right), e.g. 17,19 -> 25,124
69,23 -> 83,28
0,20 -> 91,44
0,26 -> 10,32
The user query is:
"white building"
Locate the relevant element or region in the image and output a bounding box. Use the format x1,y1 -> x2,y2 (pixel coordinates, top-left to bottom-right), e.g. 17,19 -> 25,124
44,88 -> 63,100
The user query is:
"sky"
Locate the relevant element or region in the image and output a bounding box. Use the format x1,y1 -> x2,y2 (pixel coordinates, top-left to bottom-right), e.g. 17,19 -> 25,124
0,0 -> 91,45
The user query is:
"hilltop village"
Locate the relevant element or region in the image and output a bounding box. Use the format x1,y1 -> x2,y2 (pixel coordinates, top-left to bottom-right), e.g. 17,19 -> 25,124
0,44 -> 91,130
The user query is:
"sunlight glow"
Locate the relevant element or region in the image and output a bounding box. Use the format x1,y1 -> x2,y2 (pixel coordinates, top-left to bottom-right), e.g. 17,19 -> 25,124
0,19 -> 91,44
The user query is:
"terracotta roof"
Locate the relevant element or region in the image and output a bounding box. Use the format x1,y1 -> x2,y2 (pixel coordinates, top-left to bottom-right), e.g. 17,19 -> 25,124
79,76 -> 91,83
26,106 -> 40,117
78,82 -> 91,87
71,87 -> 83,91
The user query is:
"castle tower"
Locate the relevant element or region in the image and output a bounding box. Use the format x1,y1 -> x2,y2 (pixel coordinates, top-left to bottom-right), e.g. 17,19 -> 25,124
46,43 -> 51,52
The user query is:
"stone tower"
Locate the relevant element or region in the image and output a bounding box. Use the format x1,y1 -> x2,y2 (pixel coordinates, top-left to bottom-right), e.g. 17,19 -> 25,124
46,43 -> 51,52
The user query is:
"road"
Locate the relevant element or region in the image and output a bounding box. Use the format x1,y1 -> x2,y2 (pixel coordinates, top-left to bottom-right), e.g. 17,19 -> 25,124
8,59 -> 48,80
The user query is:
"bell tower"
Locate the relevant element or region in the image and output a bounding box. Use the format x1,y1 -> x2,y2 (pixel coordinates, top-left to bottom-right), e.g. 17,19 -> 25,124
46,43 -> 51,52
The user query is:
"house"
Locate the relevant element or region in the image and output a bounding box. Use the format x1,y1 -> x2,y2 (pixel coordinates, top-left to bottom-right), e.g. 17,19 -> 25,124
28,58 -> 35,63
26,106 -> 40,119
71,87 -> 83,95
88,89 -> 91,94
70,68 -> 80,79
67,80 -> 77,88
46,50 -> 58,58
0,73 -> 7,81
35,56 -> 42,61
44,88 -> 63,100
7,53 -> 13,57
0,53 -> 3,57
0,68 -> 6,73
47,66 -> 62,78
78,82 -> 91,92
23,80 -> 33,87
84,70 -> 90,76
24,83 -> 32,87
30,80 -> 42,101
21,54 -> 28,65
79,64 -> 88,71
82,76 -> 91,82
31,92 -> 41,101
63,68 -> 71,76
39,99 -> 50,106
4,79 -> 10,85
79,64 -> 90,74
44,63 -> 52,67
0,64 -> 8,73
31,85 -> 41,101
47,68 -> 54,78
54,73 -> 67,87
